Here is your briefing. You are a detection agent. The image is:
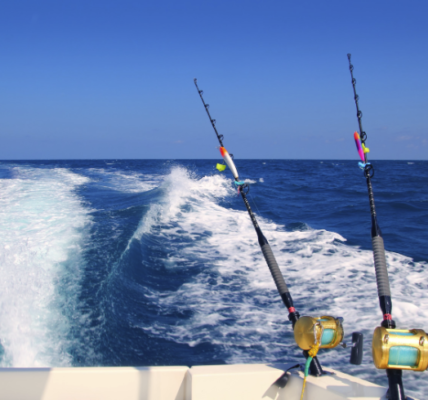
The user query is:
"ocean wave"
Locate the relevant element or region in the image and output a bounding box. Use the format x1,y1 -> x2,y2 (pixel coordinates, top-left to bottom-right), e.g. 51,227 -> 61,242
126,165 -> 428,397
0,167 -> 92,367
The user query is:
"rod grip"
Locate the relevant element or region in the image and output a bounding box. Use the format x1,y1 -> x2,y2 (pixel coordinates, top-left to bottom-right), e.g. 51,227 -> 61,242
371,236 -> 391,297
260,243 -> 290,295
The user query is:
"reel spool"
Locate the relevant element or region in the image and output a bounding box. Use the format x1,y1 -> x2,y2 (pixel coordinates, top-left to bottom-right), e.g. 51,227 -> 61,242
373,327 -> 428,371
294,316 -> 344,350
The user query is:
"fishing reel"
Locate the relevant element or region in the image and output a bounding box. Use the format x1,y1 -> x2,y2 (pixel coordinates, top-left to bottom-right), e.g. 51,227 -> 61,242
372,327 -> 428,371
294,316 -> 343,350
294,316 -> 363,365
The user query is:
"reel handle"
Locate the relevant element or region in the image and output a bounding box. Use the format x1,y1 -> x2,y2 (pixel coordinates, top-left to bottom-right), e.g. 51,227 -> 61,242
350,332 -> 364,365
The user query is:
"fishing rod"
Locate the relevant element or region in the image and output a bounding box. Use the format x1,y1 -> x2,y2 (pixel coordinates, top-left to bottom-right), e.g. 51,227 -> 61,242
194,79 -> 362,381
194,79 -> 300,326
348,54 -> 428,400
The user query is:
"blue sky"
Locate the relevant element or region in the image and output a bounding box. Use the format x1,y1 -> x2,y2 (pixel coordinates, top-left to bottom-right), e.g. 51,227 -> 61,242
1,0 -> 427,159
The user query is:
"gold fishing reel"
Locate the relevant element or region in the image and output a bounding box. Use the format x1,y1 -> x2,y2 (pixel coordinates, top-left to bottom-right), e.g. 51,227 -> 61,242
372,327 -> 428,371
294,316 -> 344,351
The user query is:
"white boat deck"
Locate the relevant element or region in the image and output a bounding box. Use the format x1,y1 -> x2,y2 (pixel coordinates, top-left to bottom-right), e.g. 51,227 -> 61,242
0,363 -> 392,400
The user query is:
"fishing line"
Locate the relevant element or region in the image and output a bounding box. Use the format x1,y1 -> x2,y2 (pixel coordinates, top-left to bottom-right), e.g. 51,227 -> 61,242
246,192 -> 263,221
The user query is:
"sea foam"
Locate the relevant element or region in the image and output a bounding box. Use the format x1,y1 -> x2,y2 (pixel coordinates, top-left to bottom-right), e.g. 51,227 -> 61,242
0,167 -> 91,367
132,166 -> 428,396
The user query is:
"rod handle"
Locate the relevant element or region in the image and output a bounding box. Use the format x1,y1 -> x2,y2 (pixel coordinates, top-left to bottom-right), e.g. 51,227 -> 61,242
260,242 -> 290,296
371,236 -> 391,298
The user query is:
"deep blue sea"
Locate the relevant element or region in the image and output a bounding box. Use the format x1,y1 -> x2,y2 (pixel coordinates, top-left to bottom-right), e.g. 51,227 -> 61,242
0,159 -> 427,398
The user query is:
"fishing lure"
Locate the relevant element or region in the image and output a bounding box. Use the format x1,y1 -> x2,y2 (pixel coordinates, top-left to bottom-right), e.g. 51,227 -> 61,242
354,132 -> 371,170
354,132 -> 365,163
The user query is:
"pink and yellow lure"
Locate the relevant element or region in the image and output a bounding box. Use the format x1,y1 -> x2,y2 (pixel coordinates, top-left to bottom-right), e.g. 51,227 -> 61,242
354,132 -> 366,163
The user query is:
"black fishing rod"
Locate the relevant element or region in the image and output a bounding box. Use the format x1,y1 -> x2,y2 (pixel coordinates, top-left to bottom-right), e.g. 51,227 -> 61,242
194,78 -> 333,377
348,54 -> 428,400
347,54 -> 393,329
194,79 -> 299,324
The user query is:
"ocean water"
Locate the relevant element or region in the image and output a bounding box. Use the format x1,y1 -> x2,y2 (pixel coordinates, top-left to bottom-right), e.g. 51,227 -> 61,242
0,159 -> 427,398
